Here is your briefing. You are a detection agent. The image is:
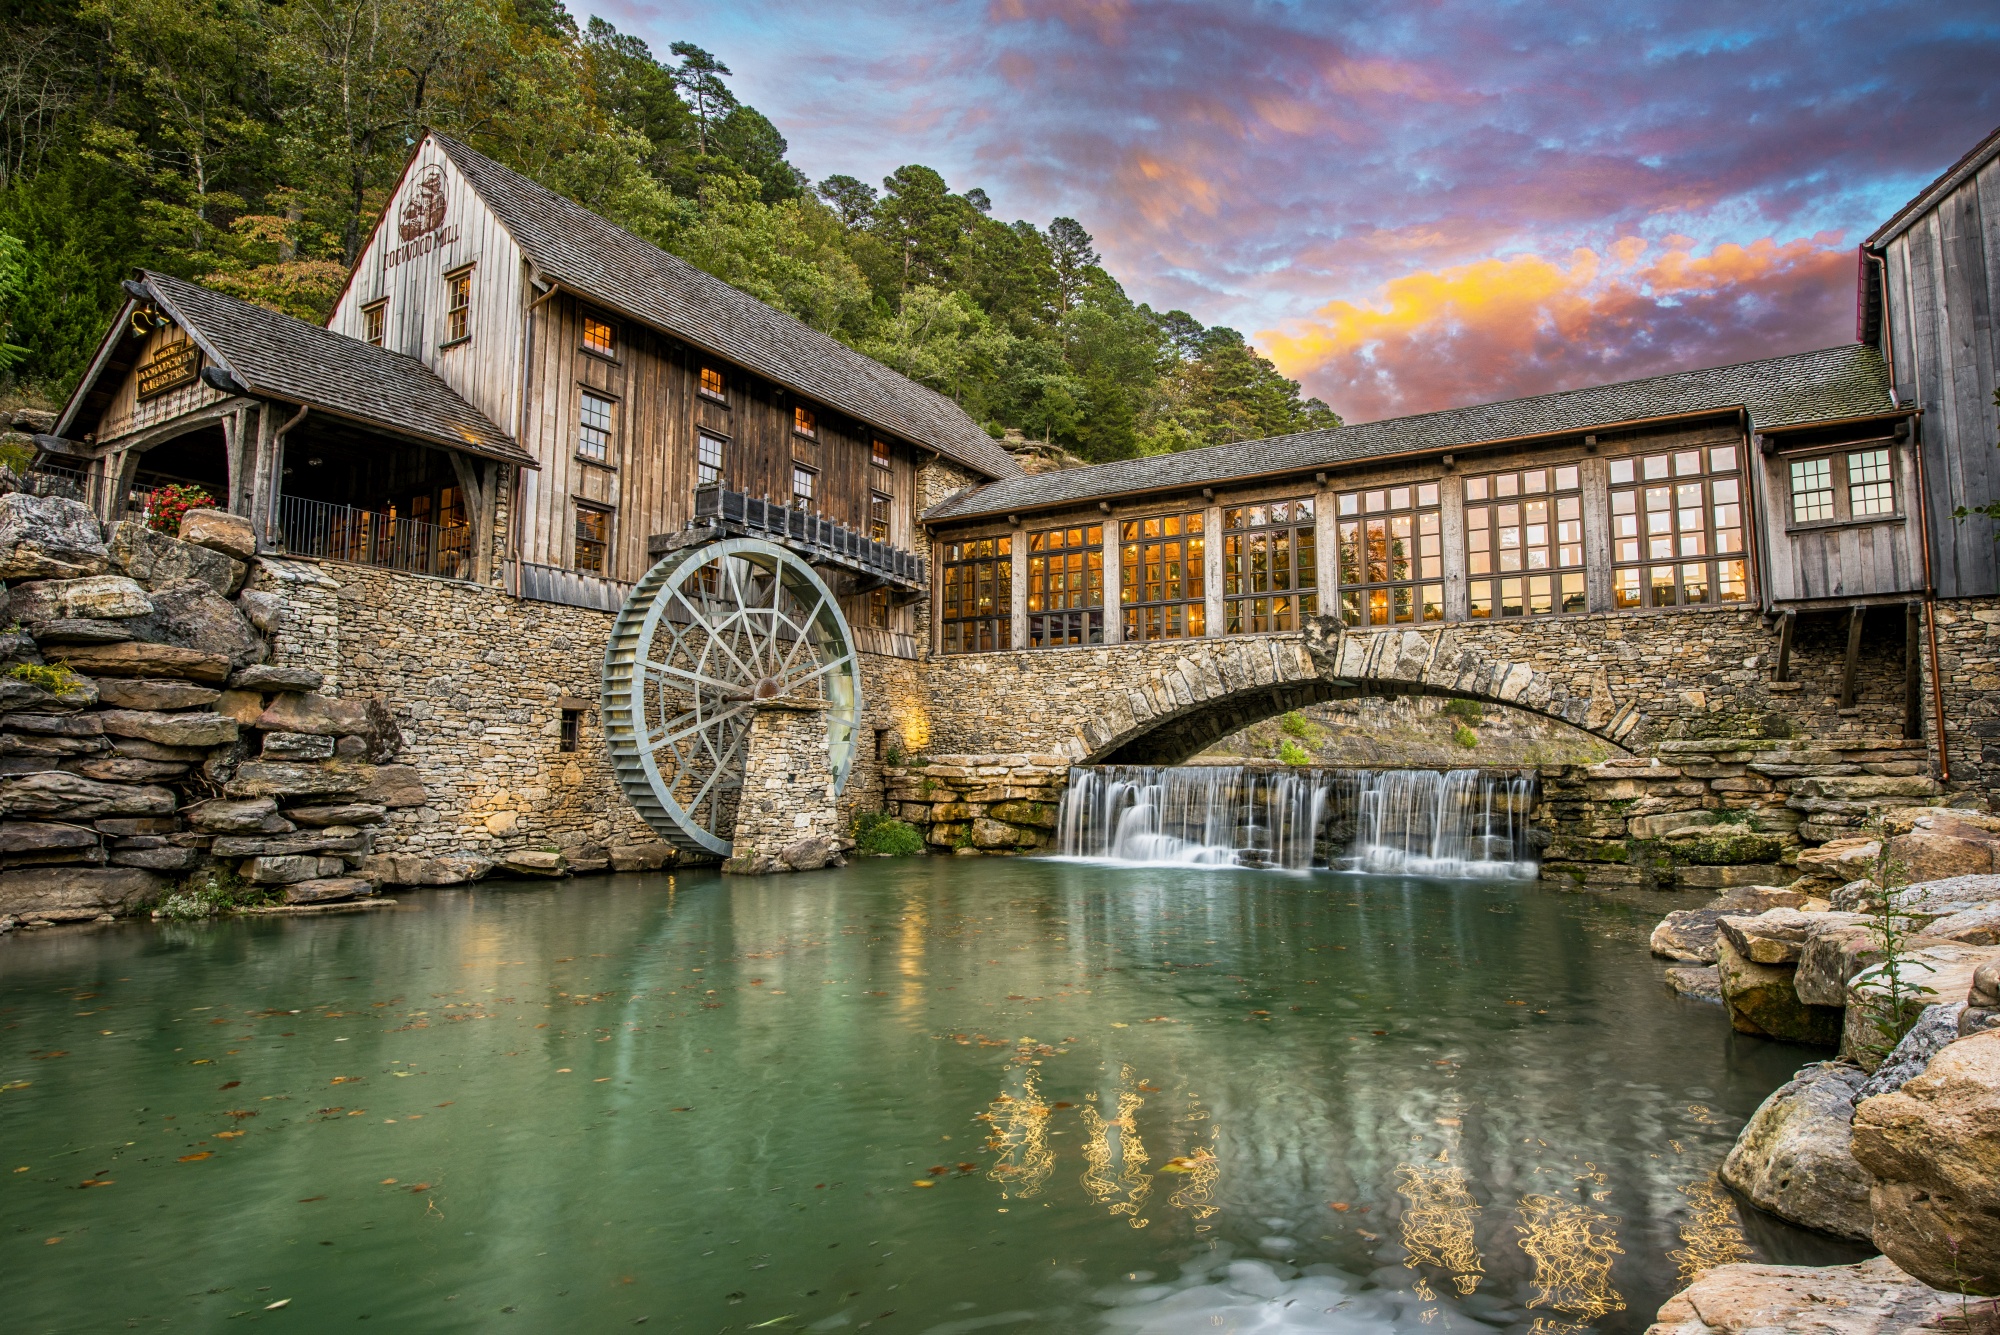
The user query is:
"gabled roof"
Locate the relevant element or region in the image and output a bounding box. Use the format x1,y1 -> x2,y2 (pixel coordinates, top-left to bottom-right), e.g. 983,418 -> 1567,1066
127,272 -> 533,467
924,344 -> 1897,522
426,133 -> 1020,481
1867,124 -> 2000,248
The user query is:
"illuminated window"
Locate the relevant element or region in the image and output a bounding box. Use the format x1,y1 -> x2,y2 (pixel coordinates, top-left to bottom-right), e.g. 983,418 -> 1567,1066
1610,445 -> 1746,609
699,366 -> 726,401
1848,449 -> 1895,516
1466,465 -> 1585,618
1223,498 -> 1316,633
1028,524 -> 1104,647
1790,457 -> 1834,522
574,504 -> 610,574
941,536 -> 1011,654
445,270 -> 471,343
1120,512 -> 1205,642
794,405 -> 817,438
578,391 -> 614,463
362,301 -> 386,347
791,463 -> 816,510
872,438 -> 892,469
582,313 -> 615,357
696,431 -> 725,487
868,587 -> 890,629
870,492 -> 891,543
1335,483 -> 1441,627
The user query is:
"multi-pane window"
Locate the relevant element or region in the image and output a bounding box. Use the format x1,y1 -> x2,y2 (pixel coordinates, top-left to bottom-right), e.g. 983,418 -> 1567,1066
696,431 -> 724,486
1335,483 -> 1442,626
582,313 -> 615,357
1849,449 -> 1894,515
872,439 -> 892,469
699,366 -> 727,401
578,391 -> 614,463
792,463 -> 816,510
362,301 -> 386,347
870,492 -> 892,543
445,271 -> 471,343
1787,447 -> 1898,525
1223,498 -> 1316,633
1467,465 -> 1585,618
1790,457 -> 1834,522
794,405 -> 817,438
1028,524 -> 1104,647
1610,445 -> 1747,608
1120,512 -> 1205,641
941,537 -> 1011,654
574,505 -> 610,574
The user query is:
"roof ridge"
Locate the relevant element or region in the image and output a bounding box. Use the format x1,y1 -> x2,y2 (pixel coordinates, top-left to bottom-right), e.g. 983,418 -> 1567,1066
1866,124 -> 2000,248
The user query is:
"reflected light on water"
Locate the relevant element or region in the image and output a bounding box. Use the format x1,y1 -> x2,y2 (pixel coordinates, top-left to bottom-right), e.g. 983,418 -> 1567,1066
983,1068 -> 1056,1198
1395,1150 -> 1484,1295
1516,1193 -> 1627,1323
1081,1069 -> 1154,1227
1669,1174 -> 1751,1285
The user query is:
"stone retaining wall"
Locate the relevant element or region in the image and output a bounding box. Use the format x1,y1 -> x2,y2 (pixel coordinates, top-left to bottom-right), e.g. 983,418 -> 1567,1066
1928,596 -> 2000,804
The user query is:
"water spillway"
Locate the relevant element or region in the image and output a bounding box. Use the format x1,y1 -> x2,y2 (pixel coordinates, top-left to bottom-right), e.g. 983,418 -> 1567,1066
1055,765 -> 1539,878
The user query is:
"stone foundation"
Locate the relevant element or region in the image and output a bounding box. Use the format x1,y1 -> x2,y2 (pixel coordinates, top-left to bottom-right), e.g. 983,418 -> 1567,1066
882,754 -> 1070,854
723,701 -> 840,874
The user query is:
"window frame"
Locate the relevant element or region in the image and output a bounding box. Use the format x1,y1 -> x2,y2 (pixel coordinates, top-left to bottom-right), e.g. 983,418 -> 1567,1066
576,388 -> 617,466
1783,442 -> 1901,529
791,461 -> 818,511
361,299 -> 387,348
871,438 -> 892,470
867,586 -> 890,630
939,535 -> 1012,654
559,709 -> 581,753
573,502 -> 612,576
443,266 -> 473,346
1119,511 -> 1206,643
580,310 -> 618,360
793,404 -> 818,440
1334,482 -> 1443,628
698,365 -> 728,404
696,430 -> 727,488
1222,497 -> 1317,634
1609,443 -> 1749,610
1465,464 -> 1587,620
869,491 -> 893,544
1028,522 -> 1105,648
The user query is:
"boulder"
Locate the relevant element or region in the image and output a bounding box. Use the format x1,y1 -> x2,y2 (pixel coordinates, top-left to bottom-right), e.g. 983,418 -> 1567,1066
283,877 -> 373,905
1717,937 -> 1845,1045
1852,1030 -> 2000,1295
608,843 -> 674,872
0,773 -> 175,819
1653,909 -> 1731,962
236,590 -> 282,636
28,618 -> 132,644
179,509 -> 256,560
126,579 -> 266,669
242,855 -> 344,884
284,803 -> 384,827
105,520 -> 244,596
1846,942 -> 2000,1069
356,853 -> 493,886
1796,920 -> 1893,1007
96,709 -> 239,749
1924,902 -> 2000,945
255,693 -> 399,757
183,798 -> 292,834
1884,814 -> 2000,882
1718,909 -> 1856,965
213,689 -> 264,725
224,761 -> 371,800
1720,1061 -> 1875,1239
1854,1004 -> 1969,1102
1665,965 -> 1723,1001
11,408 -> 56,432
1795,837 -> 1881,891
358,764 -> 423,807
1643,1256 -> 1969,1335
228,665 -> 323,692
1897,874 -> 2000,918
261,732 -> 333,760
0,493 -> 109,579
500,849 -> 567,878
778,834 -> 837,871
9,575 -> 152,622
92,679 -> 220,712
0,866 -> 164,921
58,641 -> 231,683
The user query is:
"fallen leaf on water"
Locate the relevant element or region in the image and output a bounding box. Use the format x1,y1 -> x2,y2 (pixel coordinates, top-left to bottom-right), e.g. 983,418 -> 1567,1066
435,1102 -> 454,1108
265,1299 -> 290,1309
1,1081 -> 30,1093
32,1051 -> 68,1060
594,1077 -> 611,1083
226,1110 -> 257,1119
1357,1229 -> 1379,1240
299,1196 -> 326,1203
45,1237 -> 61,1245
911,1180 -> 934,1188
215,1131 -> 244,1140
1138,1083 -> 1162,1092
1328,1202 -> 1350,1212
1051,1101 -> 1074,1110
179,1152 -> 213,1162
1436,1117 -> 1461,1127
329,1076 -> 360,1085
1371,1030 -> 1387,1036
1505,1000 -> 1527,1007
381,1178 -> 399,1185
556,1068 -> 572,1074
78,1178 -> 114,1188
748,1316 -> 796,1329
408,1183 -> 431,1192
1109,1023 -> 1128,1029
218,1081 -> 240,1090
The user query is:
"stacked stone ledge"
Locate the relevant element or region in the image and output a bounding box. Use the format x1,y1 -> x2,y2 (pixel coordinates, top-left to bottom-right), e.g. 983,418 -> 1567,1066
881,754 -> 1070,854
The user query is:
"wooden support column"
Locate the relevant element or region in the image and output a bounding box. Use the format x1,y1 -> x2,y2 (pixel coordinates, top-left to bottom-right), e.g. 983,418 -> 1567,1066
221,406 -> 252,514
1774,610 -> 1795,682
1840,606 -> 1865,708
101,449 -> 141,524
1009,525 -> 1027,651
1903,601 -> 1924,740
1439,470 -> 1468,622
449,452 -> 500,586
1312,483 -> 1338,622
1580,455 -> 1615,614
247,404 -> 284,547
1202,502 -> 1224,636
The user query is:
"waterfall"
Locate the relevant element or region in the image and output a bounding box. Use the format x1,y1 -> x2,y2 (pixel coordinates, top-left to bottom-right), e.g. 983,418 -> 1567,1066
1055,765 -> 1537,879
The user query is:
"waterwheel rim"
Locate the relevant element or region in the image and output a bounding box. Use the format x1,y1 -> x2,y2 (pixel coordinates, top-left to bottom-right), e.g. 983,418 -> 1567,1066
602,537 -> 861,858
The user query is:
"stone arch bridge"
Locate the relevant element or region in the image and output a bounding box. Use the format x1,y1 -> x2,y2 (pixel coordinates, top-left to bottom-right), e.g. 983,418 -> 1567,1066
907,605 -> 1904,766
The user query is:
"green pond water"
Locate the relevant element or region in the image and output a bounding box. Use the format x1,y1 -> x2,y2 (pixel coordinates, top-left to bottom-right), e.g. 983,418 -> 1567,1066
1,860 -> 1865,1334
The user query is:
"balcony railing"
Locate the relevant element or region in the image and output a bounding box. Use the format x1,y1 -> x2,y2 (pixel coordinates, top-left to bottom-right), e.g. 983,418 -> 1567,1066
682,484 -> 926,590
274,494 -> 472,580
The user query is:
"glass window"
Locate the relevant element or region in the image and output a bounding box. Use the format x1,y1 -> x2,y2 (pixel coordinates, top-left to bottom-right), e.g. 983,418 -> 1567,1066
1848,448 -> 1895,516
1466,465 -> 1585,618
578,392 -> 614,463
1222,497 -> 1317,633
1120,512 -> 1205,641
791,464 -> 816,511
941,536 -> 1012,654
362,301 -> 386,347
1028,523 -> 1104,647
1335,482 -> 1441,627
870,492 -> 892,543
794,405 -> 817,438
1609,444 -> 1746,609
699,366 -> 726,401
696,431 -> 724,487
574,505 -> 609,574
868,587 -> 890,629
445,271 -> 471,343
1790,457 -> 1834,522
582,314 -> 615,357
872,439 -> 892,469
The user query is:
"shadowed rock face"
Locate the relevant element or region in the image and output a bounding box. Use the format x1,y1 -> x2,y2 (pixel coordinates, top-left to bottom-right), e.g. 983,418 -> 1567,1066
1720,1061 -> 1875,1239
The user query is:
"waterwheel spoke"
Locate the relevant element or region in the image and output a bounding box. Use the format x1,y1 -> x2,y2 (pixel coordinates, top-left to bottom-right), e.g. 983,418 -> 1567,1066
772,650 -> 852,698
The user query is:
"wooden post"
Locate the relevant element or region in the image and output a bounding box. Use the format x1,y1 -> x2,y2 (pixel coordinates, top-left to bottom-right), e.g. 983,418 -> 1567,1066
448,451 -> 499,585
1774,610 -> 1795,682
247,404 -> 283,548
1439,470 -> 1468,622
1903,601 -> 1923,739
1202,503 -> 1224,637
1009,525 -> 1027,651
1101,514 -> 1123,645
1579,455 -> 1615,613
1312,485 -> 1338,625
1840,606 -> 1865,708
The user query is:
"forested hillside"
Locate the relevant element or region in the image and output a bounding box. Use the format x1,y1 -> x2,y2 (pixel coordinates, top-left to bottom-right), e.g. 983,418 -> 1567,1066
0,0 -> 1338,460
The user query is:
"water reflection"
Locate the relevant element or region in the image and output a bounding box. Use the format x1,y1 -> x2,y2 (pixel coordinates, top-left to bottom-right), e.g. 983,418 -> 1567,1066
1516,1193 -> 1627,1324
1669,1175 -> 1751,1284
1081,1071 -> 1154,1226
1395,1151 -> 1484,1295
983,1068 -> 1056,1199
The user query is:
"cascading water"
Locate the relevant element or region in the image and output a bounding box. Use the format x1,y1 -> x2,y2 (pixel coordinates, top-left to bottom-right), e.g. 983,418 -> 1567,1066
1055,765 -> 1538,879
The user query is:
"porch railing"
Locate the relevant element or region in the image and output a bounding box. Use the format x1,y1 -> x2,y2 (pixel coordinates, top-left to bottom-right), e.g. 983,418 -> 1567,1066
22,462 -> 85,502
274,494 -> 472,580
685,483 -> 927,589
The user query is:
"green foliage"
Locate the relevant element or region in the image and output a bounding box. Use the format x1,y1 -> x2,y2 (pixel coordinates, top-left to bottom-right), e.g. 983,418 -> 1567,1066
1442,698 -> 1484,724
143,482 -> 215,534
1277,739 -> 1312,766
1279,710 -> 1313,738
6,661 -> 84,695
1853,853 -> 1938,1060
155,865 -> 276,920
1452,721 -> 1480,750
1950,388 -> 2000,534
852,810 -> 924,857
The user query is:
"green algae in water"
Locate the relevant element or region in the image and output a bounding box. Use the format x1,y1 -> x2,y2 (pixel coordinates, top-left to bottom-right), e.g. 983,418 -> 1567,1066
0,861 -> 1865,1333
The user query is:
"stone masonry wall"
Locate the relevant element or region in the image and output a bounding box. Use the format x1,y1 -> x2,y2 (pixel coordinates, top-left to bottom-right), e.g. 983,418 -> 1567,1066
1929,596 -> 2000,804
723,702 -> 840,873
248,558 -> 342,694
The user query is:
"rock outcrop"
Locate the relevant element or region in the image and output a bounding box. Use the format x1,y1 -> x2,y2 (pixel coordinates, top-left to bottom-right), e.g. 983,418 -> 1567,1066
1720,1062 -> 1875,1239
1645,1256 -> 1983,1335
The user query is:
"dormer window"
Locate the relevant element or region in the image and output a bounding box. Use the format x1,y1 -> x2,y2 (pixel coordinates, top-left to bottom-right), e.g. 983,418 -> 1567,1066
794,405 -> 817,439
362,300 -> 387,347
699,366 -> 726,402
582,313 -> 616,358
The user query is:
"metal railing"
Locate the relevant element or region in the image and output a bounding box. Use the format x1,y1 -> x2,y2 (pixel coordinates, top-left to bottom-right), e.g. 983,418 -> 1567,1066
275,494 -> 472,580
688,484 -> 926,589
22,462 -> 85,501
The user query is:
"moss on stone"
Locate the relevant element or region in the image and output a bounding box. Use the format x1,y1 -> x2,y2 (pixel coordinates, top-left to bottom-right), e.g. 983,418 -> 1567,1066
1676,831 -> 1786,865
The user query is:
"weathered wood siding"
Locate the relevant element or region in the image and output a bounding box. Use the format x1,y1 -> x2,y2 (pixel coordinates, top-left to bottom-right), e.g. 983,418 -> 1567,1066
1757,436 -> 1923,603
95,322 -> 226,444
1879,148 -> 2000,597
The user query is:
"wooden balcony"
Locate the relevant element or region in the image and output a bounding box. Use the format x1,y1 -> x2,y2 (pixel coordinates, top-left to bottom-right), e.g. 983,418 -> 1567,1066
660,484 -> 928,592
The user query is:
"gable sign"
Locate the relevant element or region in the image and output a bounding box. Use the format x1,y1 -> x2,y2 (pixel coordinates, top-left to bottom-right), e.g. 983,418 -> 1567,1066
386,163 -> 461,269
136,337 -> 201,400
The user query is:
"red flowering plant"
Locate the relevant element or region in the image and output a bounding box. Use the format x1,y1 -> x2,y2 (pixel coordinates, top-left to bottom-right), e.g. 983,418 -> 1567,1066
144,483 -> 217,534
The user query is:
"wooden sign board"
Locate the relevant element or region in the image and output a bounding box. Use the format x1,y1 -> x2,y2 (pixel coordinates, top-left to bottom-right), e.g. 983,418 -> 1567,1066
137,340 -> 201,400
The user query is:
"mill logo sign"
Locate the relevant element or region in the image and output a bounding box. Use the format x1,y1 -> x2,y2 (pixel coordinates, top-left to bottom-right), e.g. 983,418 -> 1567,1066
386,164 -> 461,268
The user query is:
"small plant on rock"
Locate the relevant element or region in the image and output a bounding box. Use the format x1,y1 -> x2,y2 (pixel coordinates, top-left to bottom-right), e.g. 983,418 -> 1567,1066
143,482 -> 217,534
853,810 -> 924,856
1852,851 -> 1937,1061
6,661 -> 83,695
154,866 -> 277,920
1452,721 -> 1479,750
1277,739 -> 1312,766
1279,710 -> 1313,739
1442,697 -> 1484,724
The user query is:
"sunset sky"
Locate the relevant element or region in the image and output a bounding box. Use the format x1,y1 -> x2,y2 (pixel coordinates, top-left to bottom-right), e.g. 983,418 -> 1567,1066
582,0 -> 1998,424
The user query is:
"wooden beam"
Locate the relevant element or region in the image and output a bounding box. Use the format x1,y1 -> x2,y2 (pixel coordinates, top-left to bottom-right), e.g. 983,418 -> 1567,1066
1903,601 -> 1923,739
1840,606 -> 1865,708
448,451 -> 497,585
1774,610 -> 1795,682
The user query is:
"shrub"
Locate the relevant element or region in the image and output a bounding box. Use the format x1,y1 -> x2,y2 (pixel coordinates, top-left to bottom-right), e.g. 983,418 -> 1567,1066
6,661 -> 83,695
1452,722 -> 1479,750
1442,698 -> 1484,724
1277,739 -> 1312,766
853,810 -> 924,856
144,482 -> 217,534
1279,710 -> 1313,739
153,867 -> 278,920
